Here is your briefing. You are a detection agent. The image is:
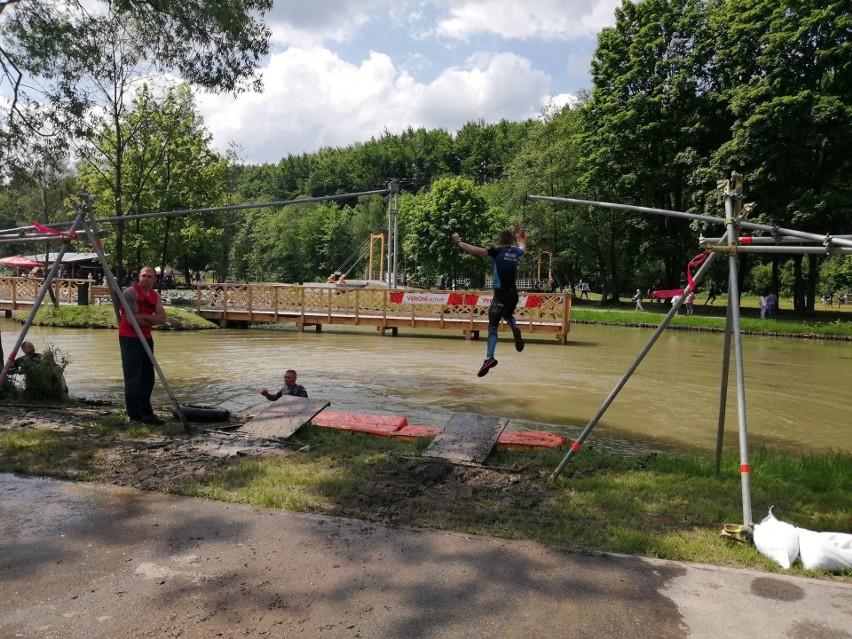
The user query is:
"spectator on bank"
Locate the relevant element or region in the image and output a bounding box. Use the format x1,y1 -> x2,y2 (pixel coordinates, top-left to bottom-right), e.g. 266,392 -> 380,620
765,291 -> 778,318
118,266 -> 166,425
705,284 -> 718,306
685,290 -> 696,316
632,288 -> 644,311
671,294 -> 681,313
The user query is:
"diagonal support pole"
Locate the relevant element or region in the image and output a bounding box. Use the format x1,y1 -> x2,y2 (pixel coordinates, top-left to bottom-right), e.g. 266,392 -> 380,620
549,251 -> 719,481
714,301 -> 734,477
77,194 -> 189,430
0,213 -> 85,386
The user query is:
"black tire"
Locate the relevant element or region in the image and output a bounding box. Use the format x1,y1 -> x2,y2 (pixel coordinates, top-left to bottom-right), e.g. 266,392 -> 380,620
173,403 -> 231,423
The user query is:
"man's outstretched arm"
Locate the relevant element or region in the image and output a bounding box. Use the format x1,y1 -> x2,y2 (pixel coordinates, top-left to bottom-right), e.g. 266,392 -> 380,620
451,232 -> 488,257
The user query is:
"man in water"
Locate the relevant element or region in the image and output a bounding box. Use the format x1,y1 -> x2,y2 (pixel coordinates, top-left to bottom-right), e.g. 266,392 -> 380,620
10,341 -> 68,394
451,226 -> 526,376
261,369 -> 308,400
119,266 -> 166,425
17,341 -> 41,362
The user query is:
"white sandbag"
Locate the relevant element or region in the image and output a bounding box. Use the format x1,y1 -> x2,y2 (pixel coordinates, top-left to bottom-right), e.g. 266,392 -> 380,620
753,507 -> 799,569
796,528 -> 852,572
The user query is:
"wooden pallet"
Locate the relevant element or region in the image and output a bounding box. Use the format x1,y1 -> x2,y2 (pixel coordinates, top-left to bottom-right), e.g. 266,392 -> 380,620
423,413 -> 508,464
238,396 -> 330,440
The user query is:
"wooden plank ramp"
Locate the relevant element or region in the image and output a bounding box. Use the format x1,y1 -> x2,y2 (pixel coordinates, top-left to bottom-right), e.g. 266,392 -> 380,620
238,396 -> 330,440
423,413 -> 508,464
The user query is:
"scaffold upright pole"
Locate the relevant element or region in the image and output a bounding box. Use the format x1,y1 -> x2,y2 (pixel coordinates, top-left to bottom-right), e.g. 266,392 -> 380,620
722,174 -> 753,530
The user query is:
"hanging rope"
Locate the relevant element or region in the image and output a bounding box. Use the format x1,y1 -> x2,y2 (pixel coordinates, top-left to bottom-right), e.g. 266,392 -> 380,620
334,235 -> 372,276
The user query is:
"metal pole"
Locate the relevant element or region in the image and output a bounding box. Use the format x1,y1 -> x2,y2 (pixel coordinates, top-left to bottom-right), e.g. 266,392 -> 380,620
528,194 -> 725,225
526,195 -> 852,249
78,195 -> 189,429
0,235 -> 76,244
391,181 -> 400,290
2,189 -> 390,235
715,301 -> 734,477
386,187 -> 393,287
722,174 -> 753,530
0,215 -> 84,386
549,251 -> 719,480
706,245 -> 852,255
700,236 -> 820,245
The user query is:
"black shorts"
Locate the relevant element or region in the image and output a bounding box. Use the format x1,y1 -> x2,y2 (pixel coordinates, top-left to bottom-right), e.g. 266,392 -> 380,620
488,288 -> 519,326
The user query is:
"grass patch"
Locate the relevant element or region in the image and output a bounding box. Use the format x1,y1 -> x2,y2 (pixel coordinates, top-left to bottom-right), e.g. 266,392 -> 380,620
3,416 -> 849,578
0,429 -> 105,479
27,305 -> 216,329
177,429 -> 851,577
571,305 -> 852,338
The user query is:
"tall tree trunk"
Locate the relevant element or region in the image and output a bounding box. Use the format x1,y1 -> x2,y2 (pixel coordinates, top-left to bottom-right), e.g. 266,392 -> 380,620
806,254 -> 818,315
771,255 -> 779,298
158,217 -> 172,294
792,255 -> 804,313
113,115 -> 125,286
737,254 -> 750,301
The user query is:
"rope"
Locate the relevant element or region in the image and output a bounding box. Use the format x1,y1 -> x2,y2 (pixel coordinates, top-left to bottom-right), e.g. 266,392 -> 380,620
334,235 -> 371,275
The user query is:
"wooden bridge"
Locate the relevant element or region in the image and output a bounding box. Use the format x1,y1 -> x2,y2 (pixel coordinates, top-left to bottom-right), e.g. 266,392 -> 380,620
195,284 -> 571,343
0,278 -> 571,343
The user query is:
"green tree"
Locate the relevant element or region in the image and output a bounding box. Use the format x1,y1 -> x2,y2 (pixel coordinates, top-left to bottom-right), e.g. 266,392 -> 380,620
507,102 -> 584,289
454,119 -> 534,185
710,0 -> 852,314
400,177 -> 498,284
579,0 -> 722,300
77,83 -> 227,281
1,0 -> 270,173
819,256 -> 852,296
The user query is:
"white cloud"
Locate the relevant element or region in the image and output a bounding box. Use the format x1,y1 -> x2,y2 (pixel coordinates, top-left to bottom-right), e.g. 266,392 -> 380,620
434,0 -> 622,40
263,1 -> 620,46
192,1 -> 619,163
265,0 -> 393,47
197,47 -> 557,164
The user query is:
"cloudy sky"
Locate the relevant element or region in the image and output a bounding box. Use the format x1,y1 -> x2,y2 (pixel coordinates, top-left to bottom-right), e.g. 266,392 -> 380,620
195,0 -> 621,165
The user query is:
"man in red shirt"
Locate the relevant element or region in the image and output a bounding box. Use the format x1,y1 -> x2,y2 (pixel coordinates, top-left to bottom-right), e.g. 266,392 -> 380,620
119,266 -> 166,425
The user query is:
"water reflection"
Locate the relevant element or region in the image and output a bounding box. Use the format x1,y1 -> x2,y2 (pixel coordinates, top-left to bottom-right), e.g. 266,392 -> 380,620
2,317 -> 850,454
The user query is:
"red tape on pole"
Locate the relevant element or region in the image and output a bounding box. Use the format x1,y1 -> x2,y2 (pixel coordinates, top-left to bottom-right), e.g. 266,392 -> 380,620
740,464 -> 750,474
571,442 -> 581,452
32,221 -> 77,239
686,252 -> 708,291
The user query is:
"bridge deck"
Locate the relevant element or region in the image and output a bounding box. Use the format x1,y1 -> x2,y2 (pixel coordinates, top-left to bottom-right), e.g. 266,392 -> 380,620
0,278 -> 571,343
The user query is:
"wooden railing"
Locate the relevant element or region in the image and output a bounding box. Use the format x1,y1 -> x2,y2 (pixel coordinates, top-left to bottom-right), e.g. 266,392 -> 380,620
0,277 -> 572,343
196,284 -> 571,343
0,276 -> 99,309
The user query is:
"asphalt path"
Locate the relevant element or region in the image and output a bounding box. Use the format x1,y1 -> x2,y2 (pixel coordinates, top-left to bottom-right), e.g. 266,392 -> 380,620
1,474 -> 850,639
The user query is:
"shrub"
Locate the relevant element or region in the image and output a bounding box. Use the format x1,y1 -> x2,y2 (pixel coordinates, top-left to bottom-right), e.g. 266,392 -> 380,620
17,345 -> 70,403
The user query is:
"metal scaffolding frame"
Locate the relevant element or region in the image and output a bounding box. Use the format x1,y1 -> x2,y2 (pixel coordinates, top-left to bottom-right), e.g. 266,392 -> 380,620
529,172 -> 850,533
1,187 -> 392,427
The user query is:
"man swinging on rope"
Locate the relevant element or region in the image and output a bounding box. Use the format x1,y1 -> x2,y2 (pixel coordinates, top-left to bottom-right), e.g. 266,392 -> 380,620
451,225 -> 526,376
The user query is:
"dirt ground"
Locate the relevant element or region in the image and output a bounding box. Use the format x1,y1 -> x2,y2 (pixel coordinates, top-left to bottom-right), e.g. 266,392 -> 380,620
0,402 -> 547,527
5,405 -> 852,639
